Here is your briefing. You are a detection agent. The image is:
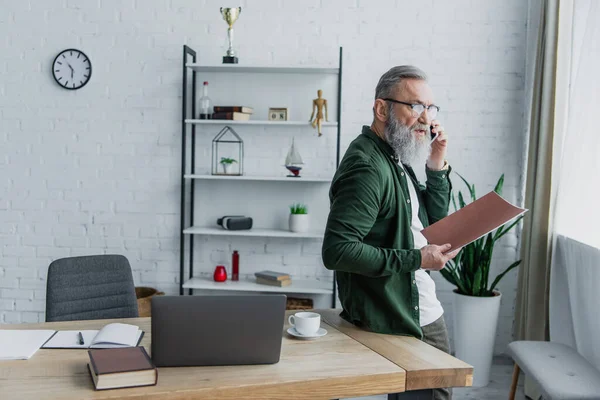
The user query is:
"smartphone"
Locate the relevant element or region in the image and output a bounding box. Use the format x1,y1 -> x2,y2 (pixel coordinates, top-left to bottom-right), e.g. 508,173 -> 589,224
430,125 -> 439,143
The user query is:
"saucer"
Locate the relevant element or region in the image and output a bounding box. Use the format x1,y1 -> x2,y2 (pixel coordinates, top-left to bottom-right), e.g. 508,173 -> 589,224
287,327 -> 327,340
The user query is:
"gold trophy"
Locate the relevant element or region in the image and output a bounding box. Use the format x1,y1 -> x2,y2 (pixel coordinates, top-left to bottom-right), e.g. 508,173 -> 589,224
220,7 -> 242,64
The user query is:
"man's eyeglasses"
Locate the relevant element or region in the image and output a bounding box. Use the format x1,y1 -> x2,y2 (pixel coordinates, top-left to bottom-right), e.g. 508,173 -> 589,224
381,98 -> 440,119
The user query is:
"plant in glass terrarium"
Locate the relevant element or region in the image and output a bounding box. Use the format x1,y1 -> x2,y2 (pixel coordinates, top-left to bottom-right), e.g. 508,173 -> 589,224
211,126 -> 243,176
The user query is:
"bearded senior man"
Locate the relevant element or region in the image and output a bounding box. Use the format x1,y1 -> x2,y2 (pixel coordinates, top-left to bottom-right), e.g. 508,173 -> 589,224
322,66 -> 459,400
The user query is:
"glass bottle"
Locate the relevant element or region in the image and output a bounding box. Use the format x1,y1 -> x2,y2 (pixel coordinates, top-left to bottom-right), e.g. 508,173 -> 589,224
232,250 -> 239,281
199,81 -> 212,119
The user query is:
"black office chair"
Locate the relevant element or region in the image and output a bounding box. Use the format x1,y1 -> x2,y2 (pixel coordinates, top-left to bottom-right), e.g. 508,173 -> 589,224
45,254 -> 139,322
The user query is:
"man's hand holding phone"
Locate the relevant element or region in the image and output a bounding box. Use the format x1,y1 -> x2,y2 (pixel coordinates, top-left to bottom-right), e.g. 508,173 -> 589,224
430,124 -> 439,143
427,120 -> 447,170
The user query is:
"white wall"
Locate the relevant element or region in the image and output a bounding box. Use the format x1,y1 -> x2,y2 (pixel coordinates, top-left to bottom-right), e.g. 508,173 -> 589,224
0,0 -> 528,354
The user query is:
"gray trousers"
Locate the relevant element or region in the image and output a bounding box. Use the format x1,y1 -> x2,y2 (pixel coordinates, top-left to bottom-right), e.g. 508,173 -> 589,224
388,315 -> 452,400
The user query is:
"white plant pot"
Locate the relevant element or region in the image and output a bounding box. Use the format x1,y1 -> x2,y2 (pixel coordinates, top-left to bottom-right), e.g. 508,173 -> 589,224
452,289 -> 502,387
221,163 -> 233,174
289,214 -> 309,233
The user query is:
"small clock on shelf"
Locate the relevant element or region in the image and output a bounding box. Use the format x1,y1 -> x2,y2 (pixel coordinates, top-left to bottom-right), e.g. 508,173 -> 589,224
52,48 -> 92,90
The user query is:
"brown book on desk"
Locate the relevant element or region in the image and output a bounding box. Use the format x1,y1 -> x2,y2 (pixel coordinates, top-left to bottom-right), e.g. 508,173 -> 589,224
87,347 -> 157,390
212,111 -> 251,120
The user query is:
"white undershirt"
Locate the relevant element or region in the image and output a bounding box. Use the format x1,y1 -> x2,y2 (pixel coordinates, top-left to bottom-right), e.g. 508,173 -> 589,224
399,164 -> 444,327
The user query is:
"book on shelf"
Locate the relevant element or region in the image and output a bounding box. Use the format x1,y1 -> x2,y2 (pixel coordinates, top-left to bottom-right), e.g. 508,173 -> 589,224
256,277 -> 292,287
213,106 -> 254,114
212,111 -> 251,121
87,346 -> 157,390
42,323 -> 144,349
255,270 -> 291,281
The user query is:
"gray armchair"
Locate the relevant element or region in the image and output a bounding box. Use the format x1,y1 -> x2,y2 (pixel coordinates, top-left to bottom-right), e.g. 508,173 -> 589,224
45,254 -> 139,322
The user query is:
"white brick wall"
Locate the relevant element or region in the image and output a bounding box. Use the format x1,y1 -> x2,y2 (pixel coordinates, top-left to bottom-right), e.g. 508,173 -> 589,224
0,0 -> 527,355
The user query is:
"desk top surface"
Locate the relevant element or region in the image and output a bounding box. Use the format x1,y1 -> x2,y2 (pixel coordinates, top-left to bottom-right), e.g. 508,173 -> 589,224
0,312 -> 406,400
317,309 -> 473,391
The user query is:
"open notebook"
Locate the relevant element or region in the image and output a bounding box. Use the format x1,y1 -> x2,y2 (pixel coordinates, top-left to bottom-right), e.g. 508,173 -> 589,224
43,323 -> 144,349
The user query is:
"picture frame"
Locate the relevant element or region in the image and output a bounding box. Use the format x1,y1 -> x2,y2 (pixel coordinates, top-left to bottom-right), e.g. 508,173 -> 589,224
268,107 -> 288,121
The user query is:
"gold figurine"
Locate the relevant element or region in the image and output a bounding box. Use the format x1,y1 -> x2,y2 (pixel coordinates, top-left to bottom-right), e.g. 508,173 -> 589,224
309,89 -> 328,136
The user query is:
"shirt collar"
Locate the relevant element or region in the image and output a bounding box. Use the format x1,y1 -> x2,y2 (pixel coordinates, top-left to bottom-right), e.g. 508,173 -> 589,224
361,125 -> 399,163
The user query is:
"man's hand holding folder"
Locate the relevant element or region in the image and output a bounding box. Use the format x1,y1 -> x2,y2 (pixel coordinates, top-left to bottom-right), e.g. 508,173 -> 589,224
420,244 -> 462,270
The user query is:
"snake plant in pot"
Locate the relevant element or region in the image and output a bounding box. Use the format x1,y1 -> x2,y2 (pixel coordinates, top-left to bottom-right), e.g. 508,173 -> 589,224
441,173 -> 524,387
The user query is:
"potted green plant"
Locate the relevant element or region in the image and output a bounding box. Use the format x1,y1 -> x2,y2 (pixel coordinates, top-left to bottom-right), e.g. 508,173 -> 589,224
219,157 -> 237,174
289,203 -> 309,233
440,173 -> 524,387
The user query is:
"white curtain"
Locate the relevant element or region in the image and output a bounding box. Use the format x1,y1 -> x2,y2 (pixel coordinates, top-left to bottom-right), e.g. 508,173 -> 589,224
549,0 -> 600,371
553,0 -> 600,245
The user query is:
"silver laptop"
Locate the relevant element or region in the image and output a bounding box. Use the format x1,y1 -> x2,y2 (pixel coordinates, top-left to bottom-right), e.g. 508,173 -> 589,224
151,294 -> 287,367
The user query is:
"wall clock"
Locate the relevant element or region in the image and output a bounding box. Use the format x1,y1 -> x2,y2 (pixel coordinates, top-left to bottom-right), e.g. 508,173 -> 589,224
52,49 -> 92,90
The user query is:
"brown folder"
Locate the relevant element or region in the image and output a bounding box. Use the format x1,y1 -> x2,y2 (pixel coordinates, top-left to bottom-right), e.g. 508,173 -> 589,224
420,191 -> 527,253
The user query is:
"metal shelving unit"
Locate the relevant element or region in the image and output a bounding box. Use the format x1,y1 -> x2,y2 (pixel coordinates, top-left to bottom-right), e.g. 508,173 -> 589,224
179,45 -> 343,307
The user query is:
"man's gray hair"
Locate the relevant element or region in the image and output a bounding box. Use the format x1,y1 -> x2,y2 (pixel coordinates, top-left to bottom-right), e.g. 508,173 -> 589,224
374,65 -> 428,100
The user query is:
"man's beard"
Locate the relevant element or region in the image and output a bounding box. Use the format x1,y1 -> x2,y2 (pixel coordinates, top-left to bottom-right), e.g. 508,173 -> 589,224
383,109 -> 432,166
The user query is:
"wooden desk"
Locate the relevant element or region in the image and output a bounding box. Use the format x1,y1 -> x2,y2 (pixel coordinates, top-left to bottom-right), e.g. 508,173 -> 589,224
0,315 -> 406,400
318,309 -> 473,391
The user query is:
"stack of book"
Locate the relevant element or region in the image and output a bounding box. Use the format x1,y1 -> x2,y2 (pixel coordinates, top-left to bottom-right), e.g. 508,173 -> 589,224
255,270 -> 291,287
212,106 -> 254,121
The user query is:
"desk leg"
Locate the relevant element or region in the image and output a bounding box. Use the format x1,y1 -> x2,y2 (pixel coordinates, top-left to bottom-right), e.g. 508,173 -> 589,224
388,390 -> 433,400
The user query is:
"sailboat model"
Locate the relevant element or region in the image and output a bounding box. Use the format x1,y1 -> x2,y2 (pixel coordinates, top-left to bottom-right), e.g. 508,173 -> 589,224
284,138 -> 304,177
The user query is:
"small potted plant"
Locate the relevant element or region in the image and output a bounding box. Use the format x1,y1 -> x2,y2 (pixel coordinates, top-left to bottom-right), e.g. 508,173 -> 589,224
219,157 -> 237,175
289,203 -> 309,233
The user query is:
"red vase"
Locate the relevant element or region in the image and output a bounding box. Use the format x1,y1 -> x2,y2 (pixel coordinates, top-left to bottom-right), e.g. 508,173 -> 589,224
213,265 -> 227,282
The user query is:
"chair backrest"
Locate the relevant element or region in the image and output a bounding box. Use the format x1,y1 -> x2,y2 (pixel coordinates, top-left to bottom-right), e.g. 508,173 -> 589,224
45,254 -> 139,322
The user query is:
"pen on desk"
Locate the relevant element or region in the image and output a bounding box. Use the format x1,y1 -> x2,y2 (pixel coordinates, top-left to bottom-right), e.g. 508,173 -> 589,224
78,331 -> 84,345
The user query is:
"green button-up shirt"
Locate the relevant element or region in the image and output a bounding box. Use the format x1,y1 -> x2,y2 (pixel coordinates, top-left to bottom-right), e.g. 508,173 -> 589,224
322,125 -> 452,339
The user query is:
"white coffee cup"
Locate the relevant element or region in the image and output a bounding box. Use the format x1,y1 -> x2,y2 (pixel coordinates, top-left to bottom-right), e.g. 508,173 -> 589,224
288,311 -> 321,336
